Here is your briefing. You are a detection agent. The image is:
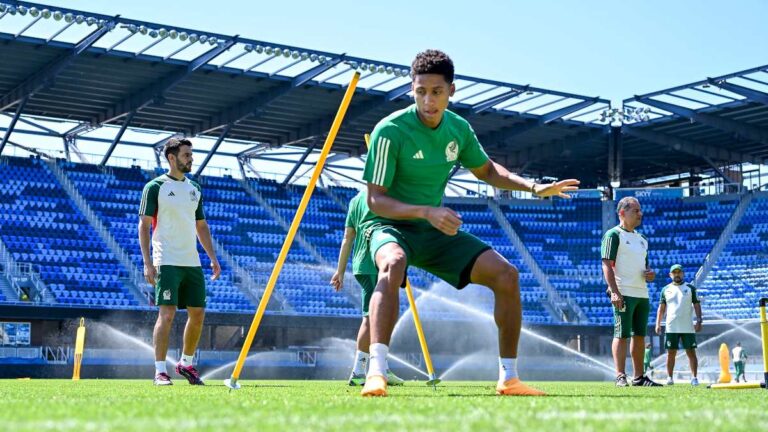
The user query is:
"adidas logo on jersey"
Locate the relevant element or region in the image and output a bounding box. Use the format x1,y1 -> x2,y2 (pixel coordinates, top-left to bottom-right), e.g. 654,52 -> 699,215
412,150 -> 424,159
168,191 -> 176,196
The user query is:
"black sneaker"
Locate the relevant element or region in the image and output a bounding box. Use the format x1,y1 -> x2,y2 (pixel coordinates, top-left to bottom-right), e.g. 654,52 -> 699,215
632,375 -> 663,387
175,362 -> 205,385
615,373 -> 629,387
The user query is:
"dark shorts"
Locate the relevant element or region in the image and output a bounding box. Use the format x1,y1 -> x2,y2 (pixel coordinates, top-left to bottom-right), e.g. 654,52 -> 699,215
155,265 -> 206,309
354,274 -> 377,317
665,333 -> 697,350
613,296 -> 650,338
367,222 -> 491,289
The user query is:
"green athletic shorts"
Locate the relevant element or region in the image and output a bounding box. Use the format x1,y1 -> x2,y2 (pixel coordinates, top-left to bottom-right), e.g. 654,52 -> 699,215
665,333 -> 697,350
155,265 -> 206,309
366,222 -> 491,289
734,361 -> 745,376
613,296 -> 650,338
354,274 -> 377,317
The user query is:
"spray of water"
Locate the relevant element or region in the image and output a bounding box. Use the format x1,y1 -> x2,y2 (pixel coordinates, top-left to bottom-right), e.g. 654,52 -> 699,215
412,287 -> 615,375
92,322 -> 179,364
200,350 -> 293,381
439,352 -> 493,380
387,352 -> 430,378
649,321 -> 759,367
708,313 -> 762,343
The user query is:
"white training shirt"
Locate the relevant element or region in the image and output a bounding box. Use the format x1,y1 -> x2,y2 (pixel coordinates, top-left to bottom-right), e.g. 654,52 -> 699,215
660,282 -> 699,333
601,225 -> 649,298
139,174 -> 204,267
732,346 -> 745,362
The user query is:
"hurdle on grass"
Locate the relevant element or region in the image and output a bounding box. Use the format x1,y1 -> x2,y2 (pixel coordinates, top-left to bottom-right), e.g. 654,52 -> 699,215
225,71 -> 361,390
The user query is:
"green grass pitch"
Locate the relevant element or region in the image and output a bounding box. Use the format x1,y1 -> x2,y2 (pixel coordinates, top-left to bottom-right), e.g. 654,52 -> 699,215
2,380 -> 767,431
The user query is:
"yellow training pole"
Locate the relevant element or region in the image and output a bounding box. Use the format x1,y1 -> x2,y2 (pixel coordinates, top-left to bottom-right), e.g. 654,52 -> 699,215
225,71 -> 361,390
404,279 -> 440,387
760,297 -> 768,388
72,317 -> 85,381
363,133 -> 440,387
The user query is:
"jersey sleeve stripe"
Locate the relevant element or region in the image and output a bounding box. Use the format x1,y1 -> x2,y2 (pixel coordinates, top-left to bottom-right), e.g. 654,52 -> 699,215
374,137 -> 385,185
139,184 -> 150,215
373,136 -> 383,184
373,137 -> 390,186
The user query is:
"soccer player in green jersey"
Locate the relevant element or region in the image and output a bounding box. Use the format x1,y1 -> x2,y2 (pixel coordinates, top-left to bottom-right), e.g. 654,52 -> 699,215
601,197 -> 661,387
139,138 -> 221,386
330,190 -> 404,387
732,342 -> 748,382
359,50 -> 579,397
643,342 -> 653,376
655,264 -> 702,386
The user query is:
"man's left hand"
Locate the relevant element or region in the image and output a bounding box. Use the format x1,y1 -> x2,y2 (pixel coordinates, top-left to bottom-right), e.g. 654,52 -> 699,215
210,259 -> 221,281
644,268 -> 656,282
534,179 -> 581,199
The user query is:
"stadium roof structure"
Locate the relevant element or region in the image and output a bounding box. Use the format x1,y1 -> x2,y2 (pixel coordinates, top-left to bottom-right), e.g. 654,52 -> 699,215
0,1 -> 766,189
0,1 -> 616,185
622,65 -> 768,185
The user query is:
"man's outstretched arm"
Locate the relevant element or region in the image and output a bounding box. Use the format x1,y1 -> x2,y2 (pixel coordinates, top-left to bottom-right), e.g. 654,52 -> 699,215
470,160 -> 580,198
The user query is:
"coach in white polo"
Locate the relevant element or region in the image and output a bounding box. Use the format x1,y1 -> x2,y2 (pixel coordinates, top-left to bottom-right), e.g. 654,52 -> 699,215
601,196 -> 660,387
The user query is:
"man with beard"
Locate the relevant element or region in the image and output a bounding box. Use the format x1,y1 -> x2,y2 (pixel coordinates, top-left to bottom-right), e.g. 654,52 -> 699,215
139,138 -> 221,385
655,264 -> 702,386
601,196 -> 661,387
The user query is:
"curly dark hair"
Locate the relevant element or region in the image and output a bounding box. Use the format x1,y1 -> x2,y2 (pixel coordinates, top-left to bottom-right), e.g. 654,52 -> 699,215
411,49 -> 454,83
163,137 -> 193,160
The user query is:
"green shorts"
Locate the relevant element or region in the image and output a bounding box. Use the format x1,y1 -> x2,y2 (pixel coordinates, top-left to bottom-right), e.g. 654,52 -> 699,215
665,333 -> 697,350
155,265 -> 206,309
366,222 -> 491,289
734,361 -> 745,375
613,296 -> 650,338
355,274 -> 377,317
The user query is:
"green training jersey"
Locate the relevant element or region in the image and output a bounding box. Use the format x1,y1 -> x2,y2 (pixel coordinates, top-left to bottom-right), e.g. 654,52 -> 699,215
363,105 -> 489,217
345,191 -> 377,275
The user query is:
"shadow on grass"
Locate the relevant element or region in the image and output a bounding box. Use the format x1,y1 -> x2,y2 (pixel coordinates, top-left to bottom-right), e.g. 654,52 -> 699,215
389,393 -> 665,399
208,384 -> 293,389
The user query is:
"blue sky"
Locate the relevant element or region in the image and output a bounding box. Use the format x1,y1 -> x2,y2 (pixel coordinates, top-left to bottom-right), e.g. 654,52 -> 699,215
35,0 -> 768,105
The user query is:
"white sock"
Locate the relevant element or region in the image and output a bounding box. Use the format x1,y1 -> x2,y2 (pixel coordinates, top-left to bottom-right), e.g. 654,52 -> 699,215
499,357 -> 518,382
352,350 -> 369,375
181,353 -> 194,367
367,343 -> 389,379
155,361 -> 167,374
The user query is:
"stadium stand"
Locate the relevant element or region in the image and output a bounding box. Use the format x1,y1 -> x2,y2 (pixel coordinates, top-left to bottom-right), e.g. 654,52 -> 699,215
0,157 -> 137,307
700,194 -> 768,320
3,155 -> 767,325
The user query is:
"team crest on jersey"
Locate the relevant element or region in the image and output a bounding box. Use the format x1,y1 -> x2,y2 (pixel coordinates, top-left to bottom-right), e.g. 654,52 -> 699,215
163,290 -> 171,300
190,190 -> 197,202
445,141 -> 458,162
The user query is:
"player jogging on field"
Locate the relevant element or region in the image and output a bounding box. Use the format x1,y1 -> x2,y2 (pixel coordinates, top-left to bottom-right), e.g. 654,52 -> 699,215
732,342 -> 747,382
330,190 -> 404,387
